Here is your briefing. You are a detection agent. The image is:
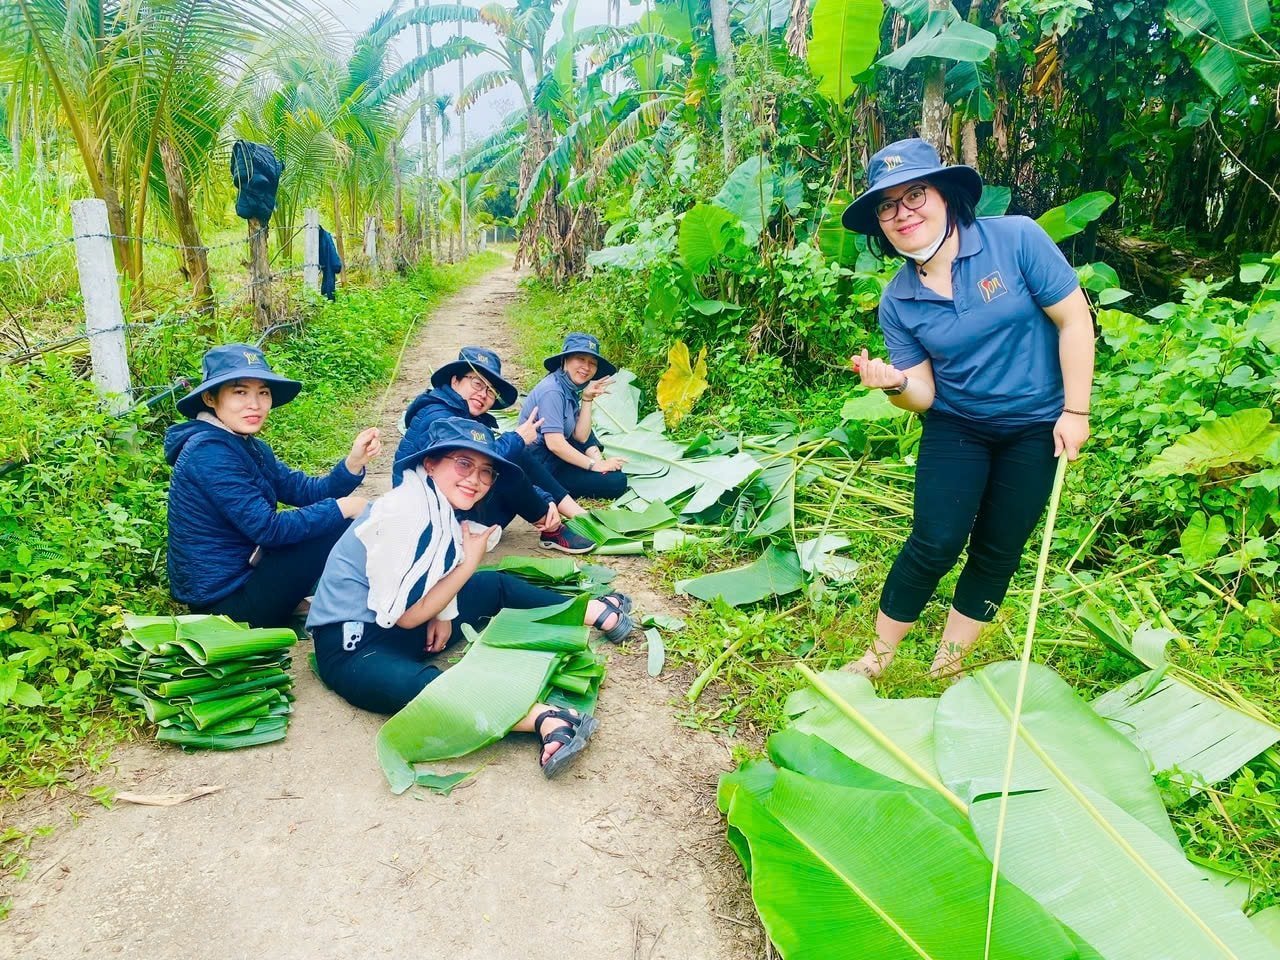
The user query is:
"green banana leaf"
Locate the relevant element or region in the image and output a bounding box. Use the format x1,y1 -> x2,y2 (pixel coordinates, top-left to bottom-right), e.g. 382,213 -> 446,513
183,688 -> 286,731
590,499 -> 677,536
1093,672 -> 1280,791
375,596 -> 594,794
122,613 -> 296,664
415,770 -> 477,795
169,672 -> 291,704
786,671 -> 940,789
720,732 -> 1089,960
155,666 -> 283,698
157,716 -> 288,750
937,663 -> 1274,960
677,545 -> 805,607
479,554 -> 580,582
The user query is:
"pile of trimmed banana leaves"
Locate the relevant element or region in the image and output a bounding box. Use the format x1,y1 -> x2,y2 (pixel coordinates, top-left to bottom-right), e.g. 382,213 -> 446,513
111,614 -> 296,750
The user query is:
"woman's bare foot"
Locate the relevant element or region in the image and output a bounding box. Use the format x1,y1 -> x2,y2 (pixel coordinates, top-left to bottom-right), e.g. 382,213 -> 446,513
841,644 -> 897,678
928,641 -> 969,680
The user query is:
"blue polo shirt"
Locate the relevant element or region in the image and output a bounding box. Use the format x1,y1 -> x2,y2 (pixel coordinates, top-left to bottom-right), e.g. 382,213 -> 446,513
520,371 -> 601,464
878,216 -> 1080,426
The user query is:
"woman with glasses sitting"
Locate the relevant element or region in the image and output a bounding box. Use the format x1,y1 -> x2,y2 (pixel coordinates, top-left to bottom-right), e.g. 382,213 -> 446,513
307,418 -> 633,777
394,346 -> 595,554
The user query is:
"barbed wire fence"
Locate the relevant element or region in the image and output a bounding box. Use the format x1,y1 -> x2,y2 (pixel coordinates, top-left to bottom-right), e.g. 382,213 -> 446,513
0,198 -> 392,480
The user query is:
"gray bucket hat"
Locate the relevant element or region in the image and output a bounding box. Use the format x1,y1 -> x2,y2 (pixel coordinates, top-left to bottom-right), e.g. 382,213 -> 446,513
177,344 -> 301,418
842,138 -> 982,235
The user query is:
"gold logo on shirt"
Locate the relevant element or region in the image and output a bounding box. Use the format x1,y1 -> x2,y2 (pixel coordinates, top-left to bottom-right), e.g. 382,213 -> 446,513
978,271 -> 1008,303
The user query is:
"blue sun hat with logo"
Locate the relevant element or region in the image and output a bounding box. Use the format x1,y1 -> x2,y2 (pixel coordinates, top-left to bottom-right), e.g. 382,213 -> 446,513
392,417 -> 525,490
430,346 -> 519,409
177,343 -> 302,418
842,138 -> 983,235
543,332 -> 617,379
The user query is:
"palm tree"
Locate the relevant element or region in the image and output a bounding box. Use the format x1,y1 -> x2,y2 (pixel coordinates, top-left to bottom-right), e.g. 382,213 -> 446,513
3,0 -> 314,292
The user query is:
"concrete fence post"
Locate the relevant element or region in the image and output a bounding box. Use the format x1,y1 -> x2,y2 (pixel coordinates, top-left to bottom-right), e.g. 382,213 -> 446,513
71,199 -> 132,412
364,215 -> 379,273
303,208 -> 320,294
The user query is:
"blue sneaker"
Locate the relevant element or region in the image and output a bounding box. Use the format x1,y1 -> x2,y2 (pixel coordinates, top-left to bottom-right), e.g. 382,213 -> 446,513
540,525 -> 595,554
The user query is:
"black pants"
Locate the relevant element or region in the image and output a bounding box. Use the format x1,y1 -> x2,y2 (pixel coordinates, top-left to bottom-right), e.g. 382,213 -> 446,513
312,571 -> 567,715
540,437 -> 627,501
202,524 -> 349,629
879,411 -> 1058,624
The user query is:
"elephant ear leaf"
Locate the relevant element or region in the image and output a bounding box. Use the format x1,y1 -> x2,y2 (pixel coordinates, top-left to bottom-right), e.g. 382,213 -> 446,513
1144,408 -> 1280,476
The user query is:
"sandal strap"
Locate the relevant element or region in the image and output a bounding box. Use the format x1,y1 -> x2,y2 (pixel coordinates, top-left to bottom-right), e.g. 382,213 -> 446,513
591,595 -> 625,630
534,708 -> 580,738
540,727 -> 576,749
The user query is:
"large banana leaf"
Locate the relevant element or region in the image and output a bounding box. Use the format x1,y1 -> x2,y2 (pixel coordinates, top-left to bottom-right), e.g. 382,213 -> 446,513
677,545 -> 804,606
720,732 -> 1089,960
937,664 -> 1274,960
602,427 -> 762,514
375,596 -> 595,794
786,671 -> 940,789
1093,672 -> 1280,791
877,9 -> 997,70
808,0 -> 885,103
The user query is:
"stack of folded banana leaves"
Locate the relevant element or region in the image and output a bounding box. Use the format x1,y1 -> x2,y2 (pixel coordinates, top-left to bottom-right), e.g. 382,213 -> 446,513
110,614 -> 297,750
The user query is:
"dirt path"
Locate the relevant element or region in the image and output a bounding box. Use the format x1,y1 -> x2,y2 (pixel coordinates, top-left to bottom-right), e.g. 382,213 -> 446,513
1,262 -> 759,960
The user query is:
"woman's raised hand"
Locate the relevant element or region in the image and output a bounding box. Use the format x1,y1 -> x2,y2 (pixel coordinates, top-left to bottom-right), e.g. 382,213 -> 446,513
583,376 -> 613,402
850,349 -> 906,390
462,523 -> 500,564
346,427 -> 382,473
515,405 -> 543,445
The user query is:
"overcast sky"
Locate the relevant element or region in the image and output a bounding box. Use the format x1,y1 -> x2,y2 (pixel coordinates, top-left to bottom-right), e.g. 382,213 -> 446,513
305,0 -> 642,160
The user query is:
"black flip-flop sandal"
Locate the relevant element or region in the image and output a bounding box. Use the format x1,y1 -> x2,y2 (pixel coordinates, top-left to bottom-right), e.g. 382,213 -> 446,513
535,708 -> 599,780
592,593 -> 634,643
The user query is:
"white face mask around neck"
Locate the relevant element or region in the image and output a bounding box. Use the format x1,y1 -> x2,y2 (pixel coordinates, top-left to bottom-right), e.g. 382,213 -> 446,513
891,220 -> 949,263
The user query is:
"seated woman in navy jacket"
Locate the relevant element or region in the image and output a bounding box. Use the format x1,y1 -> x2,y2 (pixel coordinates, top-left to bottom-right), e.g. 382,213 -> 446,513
394,346 -> 595,554
165,344 -> 380,628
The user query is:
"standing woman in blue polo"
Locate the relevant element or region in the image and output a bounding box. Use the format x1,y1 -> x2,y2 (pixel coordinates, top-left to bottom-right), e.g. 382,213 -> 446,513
165,344 -> 380,628
841,138 -> 1095,679
520,333 -> 629,501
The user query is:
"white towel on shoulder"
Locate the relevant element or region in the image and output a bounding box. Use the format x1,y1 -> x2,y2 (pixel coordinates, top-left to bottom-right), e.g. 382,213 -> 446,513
356,466 -> 463,628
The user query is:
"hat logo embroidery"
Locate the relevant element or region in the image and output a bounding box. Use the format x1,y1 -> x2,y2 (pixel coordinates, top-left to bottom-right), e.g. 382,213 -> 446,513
470,430 -> 488,443
882,156 -> 904,170
243,352 -> 260,365
978,272 -> 1008,303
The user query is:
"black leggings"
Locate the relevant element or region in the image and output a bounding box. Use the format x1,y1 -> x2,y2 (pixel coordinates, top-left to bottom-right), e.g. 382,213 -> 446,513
202,524 -> 348,629
311,571 -> 567,715
540,437 -> 627,501
879,411 -> 1058,624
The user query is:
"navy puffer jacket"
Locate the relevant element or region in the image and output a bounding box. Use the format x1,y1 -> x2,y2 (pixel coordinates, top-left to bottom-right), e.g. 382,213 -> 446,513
392,386 -> 527,486
165,420 -> 362,607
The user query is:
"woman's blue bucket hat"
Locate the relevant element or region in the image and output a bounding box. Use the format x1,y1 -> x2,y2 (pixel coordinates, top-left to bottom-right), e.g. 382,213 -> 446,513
430,346 -> 519,409
177,343 -> 302,418
543,332 -> 617,379
842,138 -> 982,235
392,417 -> 525,492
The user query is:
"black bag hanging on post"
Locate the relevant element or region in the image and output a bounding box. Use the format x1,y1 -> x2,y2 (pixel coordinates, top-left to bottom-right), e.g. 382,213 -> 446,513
230,141 -> 284,223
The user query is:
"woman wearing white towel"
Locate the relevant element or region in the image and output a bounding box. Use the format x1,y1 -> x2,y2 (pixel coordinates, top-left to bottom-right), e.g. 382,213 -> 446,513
307,417 -> 632,776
